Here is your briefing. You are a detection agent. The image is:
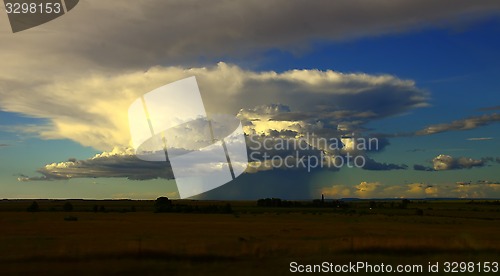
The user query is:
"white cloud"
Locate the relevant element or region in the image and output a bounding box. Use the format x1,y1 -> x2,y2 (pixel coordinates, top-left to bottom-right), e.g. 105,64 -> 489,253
467,137 -> 493,141
1,63 -> 428,151
320,181 -> 500,199
18,147 -> 175,181
453,183 -> 500,198
414,154 -> 499,171
405,183 -> 439,197
321,185 -> 352,198
433,154 -> 485,170
355,181 -> 381,197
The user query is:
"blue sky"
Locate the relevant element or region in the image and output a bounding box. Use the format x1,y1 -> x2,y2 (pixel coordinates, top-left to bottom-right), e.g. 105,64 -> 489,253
0,1 -> 499,199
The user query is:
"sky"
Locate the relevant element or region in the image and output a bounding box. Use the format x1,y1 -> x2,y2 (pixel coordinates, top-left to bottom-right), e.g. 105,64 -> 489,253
0,0 -> 499,199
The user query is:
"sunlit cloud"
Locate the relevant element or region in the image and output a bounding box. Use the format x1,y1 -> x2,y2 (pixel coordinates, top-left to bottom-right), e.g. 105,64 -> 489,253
355,181 -> 381,197
18,147 -> 174,181
321,181 -> 500,199
414,154 -> 497,171
1,63 -> 428,152
467,137 -> 493,141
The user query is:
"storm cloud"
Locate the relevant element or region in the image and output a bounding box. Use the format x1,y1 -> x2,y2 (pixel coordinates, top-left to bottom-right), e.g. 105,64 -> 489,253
414,154 -> 498,171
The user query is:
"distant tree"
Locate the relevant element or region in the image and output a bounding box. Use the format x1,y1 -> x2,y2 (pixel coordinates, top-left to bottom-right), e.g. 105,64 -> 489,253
400,199 -> 410,209
93,205 -> 99,212
333,200 -> 349,209
99,205 -> 106,212
63,202 -> 73,212
312,199 -> 323,207
27,201 -> 39,212
272,198 -> 282,206
257,198 -> 265,206
154,196 -> 172,212
223,203 -> 232,214
257,198 -> 283,207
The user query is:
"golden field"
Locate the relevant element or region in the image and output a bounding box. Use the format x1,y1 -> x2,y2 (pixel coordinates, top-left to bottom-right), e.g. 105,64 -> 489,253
0,200 -> 499,275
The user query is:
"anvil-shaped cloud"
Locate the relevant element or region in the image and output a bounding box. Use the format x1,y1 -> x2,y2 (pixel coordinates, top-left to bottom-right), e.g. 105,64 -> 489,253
2,63 -> 428,151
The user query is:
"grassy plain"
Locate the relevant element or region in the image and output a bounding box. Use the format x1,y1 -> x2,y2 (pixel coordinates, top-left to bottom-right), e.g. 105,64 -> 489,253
0,199 -> 499,275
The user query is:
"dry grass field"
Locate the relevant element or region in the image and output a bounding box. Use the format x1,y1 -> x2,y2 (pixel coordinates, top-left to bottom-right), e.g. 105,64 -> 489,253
0,199 -> 499,275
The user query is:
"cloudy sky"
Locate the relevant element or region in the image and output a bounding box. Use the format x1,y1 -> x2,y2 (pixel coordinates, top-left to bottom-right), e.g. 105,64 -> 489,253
1,0 -> 499,199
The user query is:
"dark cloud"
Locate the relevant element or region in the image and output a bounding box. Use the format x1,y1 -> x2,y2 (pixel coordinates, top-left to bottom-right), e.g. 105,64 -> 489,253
236,78 -> 428,124
407,148 -> 426,152
415,113 -> 500,136
361,157 -> 407,171
375,113 -> 500,138
22,133 -> 401,181
0,144 -> 8,147
4,0 -> 500,70
18,151 -> 174,181
239,101 -> 410,154
413,154 -> 498,172
413,164 -> 434,171
267,129 -> 299,138
238,102 -> 399,172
